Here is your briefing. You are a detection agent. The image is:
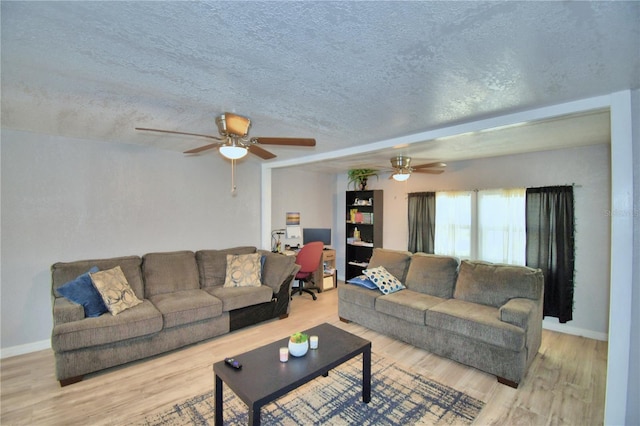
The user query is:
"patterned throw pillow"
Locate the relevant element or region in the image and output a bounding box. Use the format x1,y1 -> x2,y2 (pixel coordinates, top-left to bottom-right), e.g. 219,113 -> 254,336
223,253 -> 262,288
90,266 -> 142,315
363,266 -> 405,294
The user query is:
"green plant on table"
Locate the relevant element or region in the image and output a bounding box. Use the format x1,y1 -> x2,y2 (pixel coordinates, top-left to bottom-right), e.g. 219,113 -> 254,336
290,332 -> 309,343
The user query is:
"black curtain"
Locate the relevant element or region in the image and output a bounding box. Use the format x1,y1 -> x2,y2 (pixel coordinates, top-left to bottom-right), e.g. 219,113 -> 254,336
526,186 -> 575,323
408,192 -> 436,253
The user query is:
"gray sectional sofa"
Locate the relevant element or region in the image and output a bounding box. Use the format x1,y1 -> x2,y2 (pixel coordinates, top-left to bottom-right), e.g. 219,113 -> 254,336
338,248 -> 544,387
51,247 -> 299,386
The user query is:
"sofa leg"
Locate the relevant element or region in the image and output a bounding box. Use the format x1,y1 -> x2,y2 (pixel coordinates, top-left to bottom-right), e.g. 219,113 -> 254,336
279,313 -> 289,320
59,375 -> 83,387
339,317 -> 351,323
497,376 -> 519,388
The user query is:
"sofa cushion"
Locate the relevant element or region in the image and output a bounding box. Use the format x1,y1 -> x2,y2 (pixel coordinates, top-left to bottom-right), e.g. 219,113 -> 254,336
338,284 -> 381,310
453,261 -> 543,308
149,289 -> 223,328
206,285 -> 274,312
405,253 -> 459,298
223,253 -> 262,288
51,300 -> 162,352
375,290 -> 445,325
363,266 -> 405,294
259,250 -> 297,293
90,266 -> 143,315
196,247 -> 257,288
368,248 -> 412,283
57,266 -> 108,318
143,251 -> 200,298
52,256 -> 144,299
425,299 -> 525,351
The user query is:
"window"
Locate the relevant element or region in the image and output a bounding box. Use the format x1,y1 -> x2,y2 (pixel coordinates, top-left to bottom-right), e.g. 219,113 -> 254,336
477,189 -> 526,265
434,191 -> 472,258
434,189 -> 525,264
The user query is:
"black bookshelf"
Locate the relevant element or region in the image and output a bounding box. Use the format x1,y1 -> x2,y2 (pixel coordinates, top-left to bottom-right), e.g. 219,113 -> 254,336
345,190 -> 383,280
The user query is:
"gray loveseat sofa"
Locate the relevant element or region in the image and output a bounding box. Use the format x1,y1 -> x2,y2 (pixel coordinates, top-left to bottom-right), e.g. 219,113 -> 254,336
51,246 -> 299,386
338,248 -> 544,387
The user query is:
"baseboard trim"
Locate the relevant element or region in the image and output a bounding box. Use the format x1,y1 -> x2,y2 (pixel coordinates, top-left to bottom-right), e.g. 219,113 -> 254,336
543,320 -> 608,341
0,339 -> 51,359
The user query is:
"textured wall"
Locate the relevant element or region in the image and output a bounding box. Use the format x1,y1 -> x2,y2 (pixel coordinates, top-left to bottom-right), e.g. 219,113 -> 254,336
0,130 -> 262,349
271,168 -> 336,249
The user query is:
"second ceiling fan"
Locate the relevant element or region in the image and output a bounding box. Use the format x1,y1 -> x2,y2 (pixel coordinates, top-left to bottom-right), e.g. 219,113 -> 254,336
136,112 -> 316,160
386,155 -> 446,181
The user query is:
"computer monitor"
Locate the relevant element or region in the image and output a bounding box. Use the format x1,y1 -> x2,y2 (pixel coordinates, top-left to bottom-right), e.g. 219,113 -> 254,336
302,228 -> 331,247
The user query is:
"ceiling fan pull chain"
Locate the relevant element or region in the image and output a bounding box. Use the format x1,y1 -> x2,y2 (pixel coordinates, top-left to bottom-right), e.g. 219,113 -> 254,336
231,159 -> 237,194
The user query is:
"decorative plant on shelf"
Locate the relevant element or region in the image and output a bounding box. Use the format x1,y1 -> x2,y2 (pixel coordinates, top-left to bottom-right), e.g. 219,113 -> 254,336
347,169 -> 379,190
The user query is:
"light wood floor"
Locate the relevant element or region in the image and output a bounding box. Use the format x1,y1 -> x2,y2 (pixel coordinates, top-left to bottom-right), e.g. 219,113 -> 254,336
1,288 -> 607,425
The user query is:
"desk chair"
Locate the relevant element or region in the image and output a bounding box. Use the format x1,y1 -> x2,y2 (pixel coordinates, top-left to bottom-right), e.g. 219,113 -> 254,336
291,241 -> 324,301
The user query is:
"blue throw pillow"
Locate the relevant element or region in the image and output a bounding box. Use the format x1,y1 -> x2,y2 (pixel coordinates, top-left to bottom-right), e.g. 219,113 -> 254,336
347,275 -> 378,290
57,266 -> 108,317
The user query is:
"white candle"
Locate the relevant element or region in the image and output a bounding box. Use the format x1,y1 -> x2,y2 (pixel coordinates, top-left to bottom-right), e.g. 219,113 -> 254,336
279,347 -> 289,362
310,335 -> 319,349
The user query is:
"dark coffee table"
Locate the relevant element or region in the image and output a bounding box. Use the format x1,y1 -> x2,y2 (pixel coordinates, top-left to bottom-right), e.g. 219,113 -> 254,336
213,322 -> 371,426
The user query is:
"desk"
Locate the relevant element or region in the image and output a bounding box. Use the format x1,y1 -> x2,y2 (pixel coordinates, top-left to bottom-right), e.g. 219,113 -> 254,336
283,248 -> 336,292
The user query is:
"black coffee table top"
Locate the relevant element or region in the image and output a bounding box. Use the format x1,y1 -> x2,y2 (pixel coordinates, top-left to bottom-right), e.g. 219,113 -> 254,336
213,322 -> 371,408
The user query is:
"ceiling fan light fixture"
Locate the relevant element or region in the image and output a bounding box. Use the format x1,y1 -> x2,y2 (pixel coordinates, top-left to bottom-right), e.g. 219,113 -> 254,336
219,145 -> 248,159
392,171 -> 410,182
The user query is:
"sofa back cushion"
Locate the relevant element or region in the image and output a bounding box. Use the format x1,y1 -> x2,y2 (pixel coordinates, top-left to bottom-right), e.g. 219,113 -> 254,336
405,253 -> 459,298
368,248 -> 412,283
453,260 -> 544,308
52,256 -> 144,299
196,246 -> 257,288
143,251 -> 200,298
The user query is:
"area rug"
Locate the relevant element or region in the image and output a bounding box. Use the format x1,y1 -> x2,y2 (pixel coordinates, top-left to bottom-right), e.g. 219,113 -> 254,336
144,353 -> 484,425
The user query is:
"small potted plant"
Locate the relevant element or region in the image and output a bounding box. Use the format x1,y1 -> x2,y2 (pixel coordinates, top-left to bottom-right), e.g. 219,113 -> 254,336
347,169 -> 379,190
288,332 -> 309,357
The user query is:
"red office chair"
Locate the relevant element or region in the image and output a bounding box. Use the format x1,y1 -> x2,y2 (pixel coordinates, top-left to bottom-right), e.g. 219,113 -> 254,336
291,241 -> 324,301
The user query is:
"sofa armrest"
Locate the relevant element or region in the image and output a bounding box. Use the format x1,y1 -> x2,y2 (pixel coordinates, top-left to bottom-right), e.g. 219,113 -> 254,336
259,251 -> 298,293
53,297 -> 84,326
499,298 -> 536,329
500,297 -> 543,365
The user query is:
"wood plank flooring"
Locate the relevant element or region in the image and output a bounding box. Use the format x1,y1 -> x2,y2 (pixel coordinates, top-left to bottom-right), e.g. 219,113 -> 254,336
0,288 -> 607,425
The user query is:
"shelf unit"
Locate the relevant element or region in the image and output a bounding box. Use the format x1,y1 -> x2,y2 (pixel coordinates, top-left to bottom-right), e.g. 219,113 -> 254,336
313,249 -> 336,291
345,190 -> 383,281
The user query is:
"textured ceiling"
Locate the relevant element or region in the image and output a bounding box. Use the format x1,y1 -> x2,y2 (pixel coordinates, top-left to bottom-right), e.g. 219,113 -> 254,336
1,1 -> 639,169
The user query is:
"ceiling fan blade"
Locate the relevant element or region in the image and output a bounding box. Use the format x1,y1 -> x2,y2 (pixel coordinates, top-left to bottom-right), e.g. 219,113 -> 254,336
136,127 -> 223,140
412,162 -> 447,169
184,143 -> 222,154
254,137 -> 316,147
248,144 -> 277,160
413,169 -> 445,174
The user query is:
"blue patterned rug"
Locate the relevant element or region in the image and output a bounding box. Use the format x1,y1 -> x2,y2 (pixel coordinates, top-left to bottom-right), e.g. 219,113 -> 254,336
144,353 -> 484,425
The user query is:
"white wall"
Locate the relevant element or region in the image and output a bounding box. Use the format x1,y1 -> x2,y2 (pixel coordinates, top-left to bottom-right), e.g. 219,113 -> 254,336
333,144 -> 611,338
271,168 -> 337,249
0,129 -> 262,352
627,89 -> 639,425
